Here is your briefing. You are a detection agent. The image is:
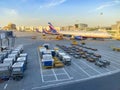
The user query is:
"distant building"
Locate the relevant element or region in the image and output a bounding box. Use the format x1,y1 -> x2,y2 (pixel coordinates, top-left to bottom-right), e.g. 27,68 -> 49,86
3,23 -> 16,30
75,23 -> 88,30
111,21 -> 120,34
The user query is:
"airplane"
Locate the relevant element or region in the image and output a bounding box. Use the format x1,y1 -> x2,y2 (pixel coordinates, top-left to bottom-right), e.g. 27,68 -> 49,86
41,22 -> 111,40
42,22 -> 59,35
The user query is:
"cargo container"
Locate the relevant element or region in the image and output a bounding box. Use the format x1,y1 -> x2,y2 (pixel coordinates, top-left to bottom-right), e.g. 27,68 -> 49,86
42,54 -> 53,60
42,50 -> 51,55
0,63 -> 11,80
14,45 -> 24,53
51,50 -> 56,57
11,51 -> 19,57
19,53 -> 28,60
43,43 -> 50,49
3,49 -> 12,54
12,62 -> 25,80
42,54 -> 54,68
8,54 -> 17,62
62,55 -> 71,66
17,57 -> 27,65
42,59 -> 54,68
3,58 -> 14,66
58,52 -> 67,60
0,55 -> 4,63
0,51 -> 8,58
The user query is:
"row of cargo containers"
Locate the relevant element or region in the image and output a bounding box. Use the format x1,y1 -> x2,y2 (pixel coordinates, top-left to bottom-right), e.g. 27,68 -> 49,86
39,46 -> 71,68
0,45 -> 28,80
0,53 -> 27,80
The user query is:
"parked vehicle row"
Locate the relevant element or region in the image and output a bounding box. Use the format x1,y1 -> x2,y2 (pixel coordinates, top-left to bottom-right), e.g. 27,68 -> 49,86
56,44 -> 110,68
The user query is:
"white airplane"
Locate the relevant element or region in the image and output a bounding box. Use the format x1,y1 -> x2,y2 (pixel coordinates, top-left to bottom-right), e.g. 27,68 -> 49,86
41,22 -> 111,40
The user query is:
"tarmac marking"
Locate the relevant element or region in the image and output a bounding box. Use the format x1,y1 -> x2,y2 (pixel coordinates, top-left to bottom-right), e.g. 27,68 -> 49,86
37,49 -> 44,82
52,69 -> 58,81
78,60 -> 102,74
62,68 -> 73,79
32,69 -> 120,90
4,84 -> 8,89
44,78 -> 72,83
72,62 -> 91,77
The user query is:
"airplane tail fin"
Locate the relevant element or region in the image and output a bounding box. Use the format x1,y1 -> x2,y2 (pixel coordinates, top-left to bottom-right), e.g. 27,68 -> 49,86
48,22 -> 59,35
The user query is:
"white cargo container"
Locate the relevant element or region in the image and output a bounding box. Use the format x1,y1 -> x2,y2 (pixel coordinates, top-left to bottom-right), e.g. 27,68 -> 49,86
14,45 -> 24,53
62,55 -> 71,66
42,50 -> 51,55
39,47 -> 46,53
0,51 -> 8,58
0,55 -> 4,63
42,54 -> 53,60
3,49 -> 12,54
42,58 -> 54,67
8,54 -> 17,62
0,63 -> 11,78
17,57 -> 27,64
11,51 -> 19,57
3,58 -> 14,66
19,53 -> 28,59
58,52 -> 66,60
12,62 -> 25,80
12,62 -> 25,74
43,43 -> 50,49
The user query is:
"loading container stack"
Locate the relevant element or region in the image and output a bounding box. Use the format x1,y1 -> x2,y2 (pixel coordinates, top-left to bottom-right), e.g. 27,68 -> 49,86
39,44 -> 66,69
3,58 -> 14,66
12,62 -> 25,81
62,55 -> 71,66
0,63 -> 11,80
42,54 -> 54,68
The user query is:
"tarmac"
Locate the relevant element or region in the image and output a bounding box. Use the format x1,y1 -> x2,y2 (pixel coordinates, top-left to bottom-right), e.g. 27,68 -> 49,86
0,31 -> 120,90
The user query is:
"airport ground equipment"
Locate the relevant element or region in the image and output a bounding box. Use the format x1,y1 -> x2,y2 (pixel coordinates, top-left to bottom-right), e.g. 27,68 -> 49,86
8,54 -> 17,62
43,43 -> 50,49
19,53 -> 28,60
53,57 -> 64,68
17,57 -> 27,67
42,54 -> 54,68
0,55 -> 4,63
56,35 -> 63,40
3,58 -> 14,66
0,30 -> 15,50
71,40 -> 78,45
12,62 -> 25,81
62,55 -> 71,66
31,36 -> 36,39
111,46 -> 120,52
95,59 -> 110,67
0,63 -> 11,80
81,41 -> 85,45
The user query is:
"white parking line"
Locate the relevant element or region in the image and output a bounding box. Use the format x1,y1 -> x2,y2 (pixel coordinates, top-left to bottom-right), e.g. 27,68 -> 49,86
79,60 -> 102,74
4,84 -> 8,89
43,73 -> 69,77
37,49 -> 44,82
44,78 -> 72,83
52,69 -> 58,81
62,68 -> 73,79
72,62 -> 91,77
32,69 -> 120,90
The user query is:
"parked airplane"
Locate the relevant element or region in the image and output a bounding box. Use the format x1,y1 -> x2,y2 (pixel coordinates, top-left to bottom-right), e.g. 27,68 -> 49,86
42,22 -> 59,35
41,22 -> 111,40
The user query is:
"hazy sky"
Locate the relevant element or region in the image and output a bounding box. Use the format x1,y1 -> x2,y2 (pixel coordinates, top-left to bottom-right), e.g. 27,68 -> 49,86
0,0 -> 120,27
